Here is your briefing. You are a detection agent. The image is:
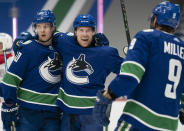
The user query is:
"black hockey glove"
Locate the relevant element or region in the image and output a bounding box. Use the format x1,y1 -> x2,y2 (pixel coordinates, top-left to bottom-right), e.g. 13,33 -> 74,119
12,32 -> 37,54
1,102 -> 19,130
93,90 -> 113,126
94,33 -> 109,46
179,104 -> 184,124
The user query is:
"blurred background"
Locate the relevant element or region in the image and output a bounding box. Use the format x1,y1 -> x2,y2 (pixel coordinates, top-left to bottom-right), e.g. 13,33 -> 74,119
0,0 -> 162,56
1,0 -> 183,55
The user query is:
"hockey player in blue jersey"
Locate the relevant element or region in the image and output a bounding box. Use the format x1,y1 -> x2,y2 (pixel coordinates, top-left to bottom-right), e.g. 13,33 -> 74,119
0,10 -> 62,131
50,14 -> 123,131
11,13 -> 119,131
93,1 -> 184,131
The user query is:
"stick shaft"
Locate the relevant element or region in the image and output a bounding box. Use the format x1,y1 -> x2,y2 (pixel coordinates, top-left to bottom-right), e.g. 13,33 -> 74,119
120,0 -> 131,45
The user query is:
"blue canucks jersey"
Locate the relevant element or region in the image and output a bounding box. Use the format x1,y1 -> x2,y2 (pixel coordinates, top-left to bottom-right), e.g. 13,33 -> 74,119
54,32 -> 123,114
0,40 -> 62,112
109,29 -> 184,131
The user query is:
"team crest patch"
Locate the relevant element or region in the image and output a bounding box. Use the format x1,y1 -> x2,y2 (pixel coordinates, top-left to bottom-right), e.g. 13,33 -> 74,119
66,54 -> 94,85
39,52 -> 62,84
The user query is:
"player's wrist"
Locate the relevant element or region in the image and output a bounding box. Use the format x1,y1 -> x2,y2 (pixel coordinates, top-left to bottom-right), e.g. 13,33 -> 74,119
104,89 -> 117,101
103,91 -> 112,100
4,100 -> 15,107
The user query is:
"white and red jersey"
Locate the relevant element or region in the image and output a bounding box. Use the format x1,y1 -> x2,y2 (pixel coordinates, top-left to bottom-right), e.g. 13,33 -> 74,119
0,52 -> 14,81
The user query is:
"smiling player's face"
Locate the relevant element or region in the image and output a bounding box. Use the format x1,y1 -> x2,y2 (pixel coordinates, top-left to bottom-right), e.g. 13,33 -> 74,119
75,27 -> 94,48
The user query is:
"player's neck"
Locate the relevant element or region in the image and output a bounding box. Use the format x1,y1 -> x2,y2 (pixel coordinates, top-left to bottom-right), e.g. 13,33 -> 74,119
155,27 -> 173,34
38,39 -> 52,46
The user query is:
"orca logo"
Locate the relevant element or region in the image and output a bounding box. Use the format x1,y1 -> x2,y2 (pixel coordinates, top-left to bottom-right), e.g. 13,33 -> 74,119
39,53 -> 62,84
66,54 -> 94,85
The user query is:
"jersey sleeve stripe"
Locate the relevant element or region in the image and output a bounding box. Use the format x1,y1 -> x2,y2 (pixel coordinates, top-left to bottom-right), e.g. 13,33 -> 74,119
123,100 -> 178,131
2,71 -> 22,87
120,61 -> 145,83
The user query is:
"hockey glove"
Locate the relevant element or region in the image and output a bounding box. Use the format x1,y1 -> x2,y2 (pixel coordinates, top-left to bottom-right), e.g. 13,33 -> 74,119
12,32 -> 36,54
1,102 -> 19,130
93,90 -> 112,126
179,104 -> 184,124
94,33 -> 109,46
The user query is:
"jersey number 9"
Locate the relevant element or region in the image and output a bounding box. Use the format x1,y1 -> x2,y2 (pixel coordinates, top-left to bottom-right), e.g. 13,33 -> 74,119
164,59 -> 182,99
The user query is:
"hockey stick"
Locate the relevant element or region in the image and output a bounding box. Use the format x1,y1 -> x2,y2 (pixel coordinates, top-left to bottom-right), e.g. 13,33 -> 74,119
120,0 -> 131,55
120,0 -> 131,45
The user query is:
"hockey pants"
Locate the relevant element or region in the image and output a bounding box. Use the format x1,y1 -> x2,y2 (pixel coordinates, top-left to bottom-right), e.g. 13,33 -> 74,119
61,113 -> 103,131
16,107 -> 61,131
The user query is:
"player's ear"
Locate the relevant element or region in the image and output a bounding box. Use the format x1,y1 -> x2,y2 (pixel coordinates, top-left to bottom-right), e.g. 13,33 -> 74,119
52,25 -> 56,32
153,17 -> 157,26
74,30 -> 77,36
150,15 -> 157,29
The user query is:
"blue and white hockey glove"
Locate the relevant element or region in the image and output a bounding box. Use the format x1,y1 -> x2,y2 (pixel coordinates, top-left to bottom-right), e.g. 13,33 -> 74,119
94,33 -> 109,46
179,104 -> 184,124
1,102 -> 19,130
93,90 -> 113,126
12,32 -> 36,54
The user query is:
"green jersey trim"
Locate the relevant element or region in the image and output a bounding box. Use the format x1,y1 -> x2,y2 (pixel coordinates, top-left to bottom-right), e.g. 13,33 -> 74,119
120,61 -> 145,83
2,71 -> 22,88
17,87 -> 58,106
57,88 -> 96,109
123,99 -> 178,131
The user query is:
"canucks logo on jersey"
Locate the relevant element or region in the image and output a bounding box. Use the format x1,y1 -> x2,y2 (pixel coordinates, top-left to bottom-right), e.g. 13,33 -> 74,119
66,54 -> 94,85
39,52 -> 62,84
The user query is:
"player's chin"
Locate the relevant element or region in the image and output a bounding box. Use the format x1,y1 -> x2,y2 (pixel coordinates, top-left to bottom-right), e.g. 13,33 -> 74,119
39,37 -> 50,42
82,43 -> 91,47
79,41 -> 91,47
